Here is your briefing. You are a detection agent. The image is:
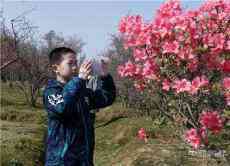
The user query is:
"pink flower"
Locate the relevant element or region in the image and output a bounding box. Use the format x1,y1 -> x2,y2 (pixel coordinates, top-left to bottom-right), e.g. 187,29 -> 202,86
137,128 -> 148,142
187,59 -> 198,72
118,17 -> 127,33
156,0 -> 182,19
204,53 -> 222,71
185,126 -> 210,149
222,77 -> 230,105
185,128 -> 201,149
211,33 -> 225,53
142,59 -> 158,80
221,60 -> 230,73
133,48 -> 147,62
199,127 -> 209,145
226,40 -> 230,50
199,111 -> 223,134
223,77 -> 230,90
118,15 -> 143,35
203,32 -> 225,53
118,61 -> 141,78
190,76 -> 209,94
172,79 -> 191,94
134,82 -> 146,91
162,79 -> 171,91
162,41 -> 180,54
178,47 -> 195,60
224,92 -> 230,106
123,61 -> 137,77
117,65 -> 126,77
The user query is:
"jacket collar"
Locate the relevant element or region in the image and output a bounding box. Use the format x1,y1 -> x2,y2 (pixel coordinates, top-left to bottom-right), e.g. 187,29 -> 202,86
46,79 -> 65,89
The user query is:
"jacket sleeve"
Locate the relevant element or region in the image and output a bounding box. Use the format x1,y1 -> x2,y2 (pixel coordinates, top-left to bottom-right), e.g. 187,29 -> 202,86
87,74 -> 116,110
43,77 -> 86,119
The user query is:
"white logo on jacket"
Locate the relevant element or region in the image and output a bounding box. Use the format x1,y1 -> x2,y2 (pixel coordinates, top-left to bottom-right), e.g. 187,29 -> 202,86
84,96 -> 90,106
48,94 -> 64,106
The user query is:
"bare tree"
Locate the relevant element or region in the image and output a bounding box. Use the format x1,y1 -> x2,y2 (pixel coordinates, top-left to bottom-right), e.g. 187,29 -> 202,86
43,30 -> 85,53
42,30 -> 86,67
0,7 -> 36,71
1,8 -> 85,107
1,8 -> 49,107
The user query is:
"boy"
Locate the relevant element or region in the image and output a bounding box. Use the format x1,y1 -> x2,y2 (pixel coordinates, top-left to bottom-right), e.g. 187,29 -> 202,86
43,47 -> 116,166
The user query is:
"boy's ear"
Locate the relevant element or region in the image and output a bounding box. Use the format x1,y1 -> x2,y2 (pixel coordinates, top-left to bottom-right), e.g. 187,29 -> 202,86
50,64 -> 58,73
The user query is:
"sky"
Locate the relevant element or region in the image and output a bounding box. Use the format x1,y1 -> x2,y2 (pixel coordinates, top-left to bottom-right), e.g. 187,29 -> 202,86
2,0 -> 202,57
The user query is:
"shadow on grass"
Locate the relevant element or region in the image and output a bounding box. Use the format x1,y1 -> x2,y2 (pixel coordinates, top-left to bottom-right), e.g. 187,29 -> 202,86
96,116 -> 128,128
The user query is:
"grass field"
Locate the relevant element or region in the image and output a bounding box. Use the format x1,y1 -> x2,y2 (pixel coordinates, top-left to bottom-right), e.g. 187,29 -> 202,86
1,82 -> 230,166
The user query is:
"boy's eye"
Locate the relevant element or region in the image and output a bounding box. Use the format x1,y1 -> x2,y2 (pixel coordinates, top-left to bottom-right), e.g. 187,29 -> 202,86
68,61 -> 77,66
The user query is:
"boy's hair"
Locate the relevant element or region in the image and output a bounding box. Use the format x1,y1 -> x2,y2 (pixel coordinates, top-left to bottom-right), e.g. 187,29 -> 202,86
48,47 -> 76,65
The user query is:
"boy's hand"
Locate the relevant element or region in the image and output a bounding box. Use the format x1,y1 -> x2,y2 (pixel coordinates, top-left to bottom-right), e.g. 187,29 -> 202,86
79,60 -> 92,80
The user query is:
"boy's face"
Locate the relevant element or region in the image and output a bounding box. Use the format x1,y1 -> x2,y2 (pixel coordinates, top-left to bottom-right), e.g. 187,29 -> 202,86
53,53 -> 78,81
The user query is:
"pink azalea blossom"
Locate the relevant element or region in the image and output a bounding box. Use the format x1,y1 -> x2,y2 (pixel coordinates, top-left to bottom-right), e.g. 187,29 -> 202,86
223,77 -> 230,90
123,61 -> 136,77
142,59 -> 158,80
177,47 -> 195,60
172,79 -> 191,94
137,128 -> 148,142
199,127 -> 209,145
190,76 -> 209,94
206,33 -> 225,53
185,126 -> 210,149
187,59 -> 198,72
134,82 -> 146,91
185,128 -> 201,149
156,0 -> 182,19
133,48 -> 147,62
162,41 -> 180,54
224,92 -> 230,106
118,15 -> 143,35
223,77 -> 230,105
226,40 -> 230,50
119,17 -> 127,33
117,65 -> 126,77
221,60 -> 230,73
162,79 -> 171,91
199,111 -> 223,134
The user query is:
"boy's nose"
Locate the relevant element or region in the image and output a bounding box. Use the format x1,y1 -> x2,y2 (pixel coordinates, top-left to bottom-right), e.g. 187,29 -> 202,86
72,66 -> 78,73
72,64 -> 77,69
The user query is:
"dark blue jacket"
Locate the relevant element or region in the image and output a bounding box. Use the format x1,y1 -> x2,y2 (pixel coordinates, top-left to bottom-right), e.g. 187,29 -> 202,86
43,74 -> 116,166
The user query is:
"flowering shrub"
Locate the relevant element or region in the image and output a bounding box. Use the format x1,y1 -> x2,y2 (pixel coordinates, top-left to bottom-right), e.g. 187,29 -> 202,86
118,0 -> 229,149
